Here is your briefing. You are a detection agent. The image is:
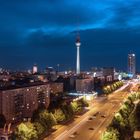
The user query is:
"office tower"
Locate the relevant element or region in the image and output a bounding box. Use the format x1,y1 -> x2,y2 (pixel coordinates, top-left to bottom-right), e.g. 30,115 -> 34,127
128,53 -> 136,76
33,64 -> 38,74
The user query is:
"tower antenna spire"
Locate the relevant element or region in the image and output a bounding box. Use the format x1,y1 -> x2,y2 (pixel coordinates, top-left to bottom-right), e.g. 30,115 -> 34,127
75,22 -> 81,75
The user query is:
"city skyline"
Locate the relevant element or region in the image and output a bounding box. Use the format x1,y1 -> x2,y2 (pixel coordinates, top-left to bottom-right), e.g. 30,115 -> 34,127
0,0 -> 140,71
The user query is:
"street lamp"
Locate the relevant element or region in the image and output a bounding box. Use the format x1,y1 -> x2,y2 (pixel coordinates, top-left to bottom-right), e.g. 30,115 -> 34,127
107,85 -> 110,88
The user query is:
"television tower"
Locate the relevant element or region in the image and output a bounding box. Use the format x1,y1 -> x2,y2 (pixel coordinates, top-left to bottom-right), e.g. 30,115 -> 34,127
76,33 -> 81,75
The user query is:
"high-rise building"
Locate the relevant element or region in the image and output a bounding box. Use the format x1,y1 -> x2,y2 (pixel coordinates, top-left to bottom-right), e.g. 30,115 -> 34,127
0,84 -> 50,123
128,53 -> 136,76
33,64 -> 38,74
76,34 -> 81,74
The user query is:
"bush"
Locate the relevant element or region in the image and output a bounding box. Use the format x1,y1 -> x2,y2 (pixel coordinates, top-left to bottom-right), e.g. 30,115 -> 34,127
104,92 -> 140,140
15,122 -> 38,140
103,81 -> 123,94
39,111 -> 57,130
78,98 -> 89,107
33,122 -> 45,137
53,109 -> 66,123
101,127 -> 120,140
129,101 -> 140,131
71,101 -> 82,114
61,104 -> 74,120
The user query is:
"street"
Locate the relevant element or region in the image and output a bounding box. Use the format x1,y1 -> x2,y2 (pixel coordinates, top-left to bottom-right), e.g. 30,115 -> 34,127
44,82 -> 134,140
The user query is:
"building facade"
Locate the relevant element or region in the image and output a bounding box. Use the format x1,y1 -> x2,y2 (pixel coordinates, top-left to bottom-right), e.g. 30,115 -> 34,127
49,82 -> 63,94
102,67 -> 115,82
0,84 -> 50,123
76,78 -> 94,93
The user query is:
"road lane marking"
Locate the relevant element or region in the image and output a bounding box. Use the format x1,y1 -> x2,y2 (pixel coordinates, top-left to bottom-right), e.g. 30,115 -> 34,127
54,116 -> 89,140
54,130 -> 68,140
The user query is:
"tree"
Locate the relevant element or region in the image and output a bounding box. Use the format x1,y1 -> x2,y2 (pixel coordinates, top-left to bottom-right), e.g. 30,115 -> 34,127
53,109 -> 66,123
71,101 -> 79,113
136,92 -> 140,100
101,127 -> 120,140
128,94 -> 137,102
15,122 -> 38,140
33,122 -> 45,137
119,105 -> 129,118
31,104 -> 46,122
61,104 -> 74,120
124,99 -> 134,113
103,87 -> 109,94
39,111 -> 57,130
114,112 -> 129,127
129,101 -> 140,130
102,81 -> 123,94
49,113 -> 57,127
78,98 -> 89,107
105,92 -> 140,140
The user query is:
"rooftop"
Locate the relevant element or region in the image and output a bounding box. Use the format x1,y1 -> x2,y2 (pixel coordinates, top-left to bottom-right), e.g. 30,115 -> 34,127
0,81 -> 48,91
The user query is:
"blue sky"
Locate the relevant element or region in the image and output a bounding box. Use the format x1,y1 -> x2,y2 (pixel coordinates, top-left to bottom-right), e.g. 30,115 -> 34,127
0,0 -> 140,71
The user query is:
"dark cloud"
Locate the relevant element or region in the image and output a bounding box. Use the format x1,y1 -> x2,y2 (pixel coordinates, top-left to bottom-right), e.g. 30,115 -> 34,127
25,29 -> 74,48
107,1 -> 140,28
25,27 -> 140,49
0,0 -> 140,71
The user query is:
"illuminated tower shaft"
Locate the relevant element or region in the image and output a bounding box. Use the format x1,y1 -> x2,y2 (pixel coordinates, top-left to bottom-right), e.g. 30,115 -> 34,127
76,36 -> 81,74
76,46 -> 80,74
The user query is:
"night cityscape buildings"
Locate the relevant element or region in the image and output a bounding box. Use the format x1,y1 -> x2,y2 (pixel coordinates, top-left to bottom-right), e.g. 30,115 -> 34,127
0,1 -> 140,140
0,46 -> 138,140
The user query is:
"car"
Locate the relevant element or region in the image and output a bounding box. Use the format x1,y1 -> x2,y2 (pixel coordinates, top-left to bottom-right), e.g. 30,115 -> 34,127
69,134 -> 76,138
69,131 -> 78,138
88,117 -> 93,120
93,111 -> 100,117
92,116 -> 96,119
72,131 -> 78,135
101,115 -> 106,118
89,127 -> 94,130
